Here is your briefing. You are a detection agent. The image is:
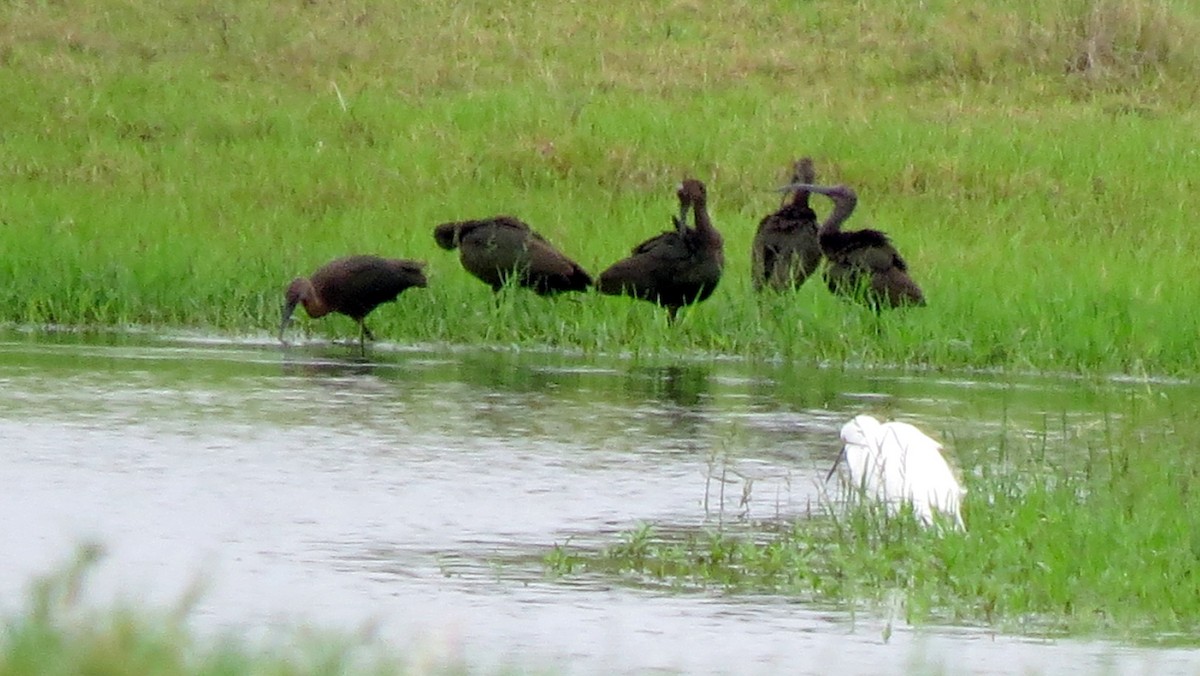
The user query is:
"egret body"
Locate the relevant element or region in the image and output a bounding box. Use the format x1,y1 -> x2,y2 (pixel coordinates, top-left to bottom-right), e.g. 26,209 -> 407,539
828,414 -> 965,529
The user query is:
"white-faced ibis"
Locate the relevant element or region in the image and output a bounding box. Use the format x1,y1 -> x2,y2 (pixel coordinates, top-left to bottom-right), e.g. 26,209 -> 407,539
826,415 -> 965,529
596,179 -> 724,323
752,158 -> 822,291
778,182 -> 925,308
432,216 -> 592,295
279,255 -> 427,349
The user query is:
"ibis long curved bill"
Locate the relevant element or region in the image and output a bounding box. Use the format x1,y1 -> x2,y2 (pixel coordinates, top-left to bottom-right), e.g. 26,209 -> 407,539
279,297 -> 300,342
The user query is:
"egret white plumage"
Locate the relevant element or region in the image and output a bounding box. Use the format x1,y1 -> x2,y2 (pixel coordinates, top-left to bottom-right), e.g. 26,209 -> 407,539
827,415 -> 965,529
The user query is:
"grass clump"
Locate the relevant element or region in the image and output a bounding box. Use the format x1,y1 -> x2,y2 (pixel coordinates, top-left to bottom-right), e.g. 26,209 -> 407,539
546,410 -> 1200,640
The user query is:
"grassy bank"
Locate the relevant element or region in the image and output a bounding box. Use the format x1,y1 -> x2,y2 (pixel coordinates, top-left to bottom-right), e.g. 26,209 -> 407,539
2,0 -> 1199,373
546,404 -> 1200,640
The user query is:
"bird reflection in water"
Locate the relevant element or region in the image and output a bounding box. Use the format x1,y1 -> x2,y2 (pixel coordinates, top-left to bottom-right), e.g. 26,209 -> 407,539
279,352 -> 378,378
620,363 -> 714,451
626,363 -> 711,409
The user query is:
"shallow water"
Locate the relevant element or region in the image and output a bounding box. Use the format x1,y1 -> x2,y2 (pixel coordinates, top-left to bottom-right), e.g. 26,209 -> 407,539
2,331 -> 1198,674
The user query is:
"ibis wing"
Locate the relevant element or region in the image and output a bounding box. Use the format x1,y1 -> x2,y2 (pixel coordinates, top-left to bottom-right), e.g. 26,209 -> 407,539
314,256 -> 413,318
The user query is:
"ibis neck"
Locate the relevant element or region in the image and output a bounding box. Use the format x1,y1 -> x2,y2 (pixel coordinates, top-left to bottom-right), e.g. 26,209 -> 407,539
299,281 -> 330,318
691,199 -> 722,248
818,195 -> 857,236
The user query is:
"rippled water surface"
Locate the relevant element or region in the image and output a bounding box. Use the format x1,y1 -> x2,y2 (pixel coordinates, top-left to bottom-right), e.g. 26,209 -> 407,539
2,332 -> 1198,674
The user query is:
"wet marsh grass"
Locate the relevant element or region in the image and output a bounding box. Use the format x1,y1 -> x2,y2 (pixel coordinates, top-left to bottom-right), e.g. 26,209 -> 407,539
546,405 -> 1200,640
3,0 -> 1200,372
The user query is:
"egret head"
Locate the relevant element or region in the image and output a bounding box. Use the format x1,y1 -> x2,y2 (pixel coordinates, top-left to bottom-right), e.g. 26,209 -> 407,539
840,415 -> 880,447
824,415 -> 882,482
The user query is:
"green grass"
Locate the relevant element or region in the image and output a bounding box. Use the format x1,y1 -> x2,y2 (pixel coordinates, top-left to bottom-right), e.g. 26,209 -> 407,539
3,0 -> 1200,373
0,546 -> 482,676
545,401 -> 1200,641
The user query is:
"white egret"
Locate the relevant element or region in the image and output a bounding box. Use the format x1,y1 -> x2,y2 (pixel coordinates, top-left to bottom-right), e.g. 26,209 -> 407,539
826,415 -> 965,529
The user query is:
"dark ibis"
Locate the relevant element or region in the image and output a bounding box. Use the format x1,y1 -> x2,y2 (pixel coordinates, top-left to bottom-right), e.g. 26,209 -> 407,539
432,216 -> 592,295
778,182 -> 925,308
279,255 -> 428,349
596,179 -> 724,322
752,157 -> 822,291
